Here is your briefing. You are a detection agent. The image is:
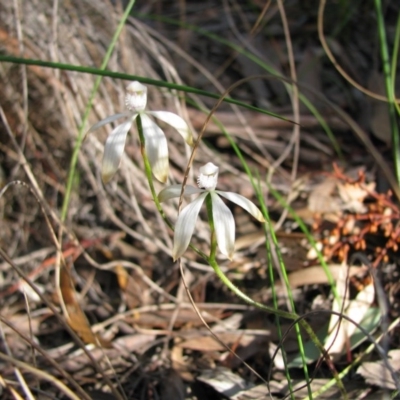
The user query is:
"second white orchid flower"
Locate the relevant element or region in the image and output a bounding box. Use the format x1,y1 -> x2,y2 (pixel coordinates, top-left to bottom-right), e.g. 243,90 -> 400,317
158,162 -> 265,260
88,81 -> 193,183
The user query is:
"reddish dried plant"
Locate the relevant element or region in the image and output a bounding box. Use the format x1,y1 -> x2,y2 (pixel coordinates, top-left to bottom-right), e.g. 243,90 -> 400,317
312,165 -> 400,268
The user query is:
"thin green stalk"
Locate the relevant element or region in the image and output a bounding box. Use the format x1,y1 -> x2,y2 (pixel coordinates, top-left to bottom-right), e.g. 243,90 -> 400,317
391,12 -> 400,116
263,216 -> 295,398
374,0 -> 400,184
0,55 -> 288,123
60,0 -> 137,222
261,186 -> 312,399
205,195 -> 218,260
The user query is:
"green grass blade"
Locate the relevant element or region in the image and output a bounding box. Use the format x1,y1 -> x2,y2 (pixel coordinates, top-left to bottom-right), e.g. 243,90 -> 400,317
391,12 -> 400,117
0,55 -> 290,123
374,0 -> 400,185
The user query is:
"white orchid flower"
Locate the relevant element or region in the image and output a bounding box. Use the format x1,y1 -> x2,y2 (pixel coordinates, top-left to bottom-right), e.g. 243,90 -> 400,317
158,162 -> 265,260
88,81 -> 193,183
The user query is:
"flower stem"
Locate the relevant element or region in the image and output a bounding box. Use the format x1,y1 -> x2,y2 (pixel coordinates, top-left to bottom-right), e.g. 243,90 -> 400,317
205,194 -> 218,260
136,115 -> 171,226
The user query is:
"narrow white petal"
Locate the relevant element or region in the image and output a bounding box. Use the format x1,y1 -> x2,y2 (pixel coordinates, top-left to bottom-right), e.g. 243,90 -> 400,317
211,192 -> 235,259
87,112 -> 132,133
158,185 -> 204,203
150,111 -> 193,146
216,191 -> 265,222
140,114 -> 169,183
102,120 -> 132,183
173,192 -> 208,260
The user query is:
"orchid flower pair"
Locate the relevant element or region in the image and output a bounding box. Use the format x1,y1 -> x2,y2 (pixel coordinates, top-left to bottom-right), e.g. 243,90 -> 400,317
88,81 -> 193,183
89,82 -> 265,260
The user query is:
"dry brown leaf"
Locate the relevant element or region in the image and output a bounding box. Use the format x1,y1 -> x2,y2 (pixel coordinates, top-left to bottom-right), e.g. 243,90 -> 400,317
60,265 -> 111,347
308,177 -> 341,215
2,312 -> 41,336
128,308 -> 222,329
177,332 -> 259,353
288,264 -> 364,288
178,335 -> 227,352
171,341 -> 194,381
357,349 -> 400,390
57,334 -> 156,373
114,264 -> 148,309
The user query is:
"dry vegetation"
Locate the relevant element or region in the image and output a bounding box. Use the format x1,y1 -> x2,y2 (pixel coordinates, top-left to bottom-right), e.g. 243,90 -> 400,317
0,0 -> 400,399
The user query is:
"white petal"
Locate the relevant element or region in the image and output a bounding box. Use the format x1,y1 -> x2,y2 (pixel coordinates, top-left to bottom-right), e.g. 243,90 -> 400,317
140,114 -> 169,183
158,185 -> 204,203
87,112 -> 132,133
211,192 -> 235,259
173,192 -> 208,260
150,111 -> 193,146
102,120 -> 133,183
216,191 -> 265,222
